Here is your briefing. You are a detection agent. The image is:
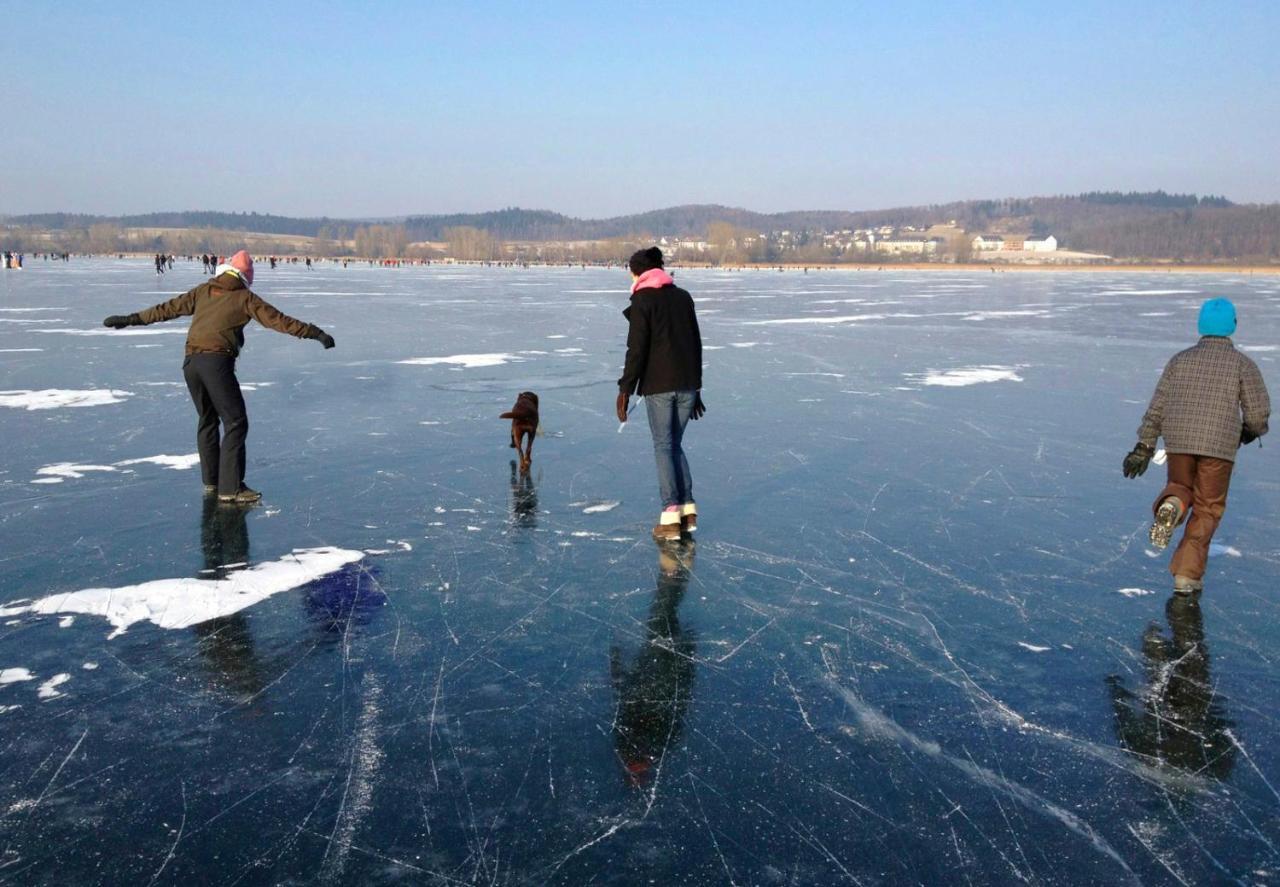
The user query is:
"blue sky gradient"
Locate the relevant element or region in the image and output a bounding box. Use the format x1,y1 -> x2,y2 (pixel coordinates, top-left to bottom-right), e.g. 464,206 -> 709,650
2,0 -> 1278,216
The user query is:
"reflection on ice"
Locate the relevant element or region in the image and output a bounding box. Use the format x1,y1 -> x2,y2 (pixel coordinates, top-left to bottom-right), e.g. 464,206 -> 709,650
1107,596 -> 1235,780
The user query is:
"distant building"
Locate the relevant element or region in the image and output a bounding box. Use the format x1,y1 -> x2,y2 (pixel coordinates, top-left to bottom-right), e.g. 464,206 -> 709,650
972,234 -> 1005,251
875,235 -> 941,256
1025,235 -> 1058,253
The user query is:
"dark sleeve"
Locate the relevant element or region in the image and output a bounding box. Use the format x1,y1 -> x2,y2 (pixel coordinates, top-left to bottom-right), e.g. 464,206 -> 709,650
618,298 -> 650,395
245,292 -> 320,340
136,287 -> 199,324
1137,359 -> 1173,448
1240,357 -> 1271,439
691,302 -> 703,390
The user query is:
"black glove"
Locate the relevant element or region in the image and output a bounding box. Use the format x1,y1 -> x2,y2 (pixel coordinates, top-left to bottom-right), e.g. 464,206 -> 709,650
1241,427 -> 1259,446
103,313 -> 139,329
691,392 -> 706,420
616,392 -> 629,423
1122,442 -> 1155,478
316,331 -> 336,350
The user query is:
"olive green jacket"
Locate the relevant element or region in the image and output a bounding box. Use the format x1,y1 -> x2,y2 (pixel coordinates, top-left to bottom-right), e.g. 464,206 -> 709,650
137,272 -> 320,356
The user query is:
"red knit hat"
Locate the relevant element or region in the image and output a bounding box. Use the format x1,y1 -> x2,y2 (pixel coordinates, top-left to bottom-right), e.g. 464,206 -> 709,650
228,250 -> 254,287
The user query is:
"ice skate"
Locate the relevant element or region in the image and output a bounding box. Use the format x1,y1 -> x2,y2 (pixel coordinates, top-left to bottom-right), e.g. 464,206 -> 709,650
680,503 -> 697,534
218,485 -> 262,505
653,508 -> 683,543
1173,575 -> 1203,595
1149,497 -> 1183,550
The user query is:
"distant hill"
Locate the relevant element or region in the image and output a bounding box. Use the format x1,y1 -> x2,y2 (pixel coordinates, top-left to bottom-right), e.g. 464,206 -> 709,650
5,192 -> 1279,260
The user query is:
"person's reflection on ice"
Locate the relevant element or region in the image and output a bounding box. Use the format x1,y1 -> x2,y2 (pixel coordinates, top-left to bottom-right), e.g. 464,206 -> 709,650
610,543 -> 698,787
509,459 -> 539,531
1106,594 -> 1235,779
192,497 -> 265,697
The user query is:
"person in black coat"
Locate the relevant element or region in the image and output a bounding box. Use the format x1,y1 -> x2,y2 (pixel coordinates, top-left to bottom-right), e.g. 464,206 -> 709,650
616,247 -> 705,541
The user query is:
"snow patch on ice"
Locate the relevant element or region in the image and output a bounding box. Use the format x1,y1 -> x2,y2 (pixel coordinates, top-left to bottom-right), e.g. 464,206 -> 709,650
913,366 -> 1024,387
1209,543 -> 1241,558
1017,642 -> 1051,653
37,674 -> 70,699
0,668 -> 34,685
1097,289 -> 1199,296
1242,345 -> 1277,352
1118,588 -> 1156,598
2,547 -> 364,637
32,453 -> 199,484
0,348 -> 44,353
34,463 -> 118,482
117,453 -> 201,471
575,500 -> 621,514
1,389 -> 133,410
398,353 -> 517,368
35,327 -> 187,336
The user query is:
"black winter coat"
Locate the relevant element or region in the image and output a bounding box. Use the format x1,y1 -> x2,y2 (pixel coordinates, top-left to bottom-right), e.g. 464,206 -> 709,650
618,284 -> 702,396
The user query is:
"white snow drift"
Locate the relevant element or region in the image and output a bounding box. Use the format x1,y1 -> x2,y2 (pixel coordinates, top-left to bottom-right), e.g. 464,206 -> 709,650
1,389 -> 134,410
398,353 -> 516,368
0,547 -> 365,637
913,366 -> 1024,387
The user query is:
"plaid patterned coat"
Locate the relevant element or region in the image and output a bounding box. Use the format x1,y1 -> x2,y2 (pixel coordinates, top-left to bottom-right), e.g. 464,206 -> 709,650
1138,337 -> 1271,462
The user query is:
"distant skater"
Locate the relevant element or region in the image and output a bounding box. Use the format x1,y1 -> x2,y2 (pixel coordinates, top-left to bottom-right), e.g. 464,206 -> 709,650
617,247 -> 705,541
1123,298 -> 1270,593
102,250 -> 336,504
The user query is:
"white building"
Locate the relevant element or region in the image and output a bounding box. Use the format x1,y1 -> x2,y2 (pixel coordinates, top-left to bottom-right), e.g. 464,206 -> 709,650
875,236 -> 941,256
1024,235 -> 1058,253
972,234 -> 1005,251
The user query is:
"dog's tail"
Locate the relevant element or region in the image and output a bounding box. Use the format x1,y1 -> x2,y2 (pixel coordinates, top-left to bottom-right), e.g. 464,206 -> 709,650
499,411 -> 516,419
501,406 -> 537,421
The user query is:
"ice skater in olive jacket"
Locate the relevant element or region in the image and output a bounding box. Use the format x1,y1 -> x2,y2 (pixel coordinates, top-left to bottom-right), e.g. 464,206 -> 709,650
103,250 -> 336,504
1122,298 -> 1270,593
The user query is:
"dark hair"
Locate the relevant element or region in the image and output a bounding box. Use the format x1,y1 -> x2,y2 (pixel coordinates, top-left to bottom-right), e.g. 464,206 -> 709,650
628,246 -> 664,276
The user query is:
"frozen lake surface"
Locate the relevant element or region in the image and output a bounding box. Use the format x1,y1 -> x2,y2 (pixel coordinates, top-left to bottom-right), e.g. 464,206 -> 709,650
1,259 -> 1278,884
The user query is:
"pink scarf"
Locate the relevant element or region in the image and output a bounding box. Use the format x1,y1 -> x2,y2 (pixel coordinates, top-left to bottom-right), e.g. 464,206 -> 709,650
630,268 -> 674,294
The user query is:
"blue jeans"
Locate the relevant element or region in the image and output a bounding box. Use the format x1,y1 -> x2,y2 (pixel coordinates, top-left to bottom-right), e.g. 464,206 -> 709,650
645,391 -> 696,509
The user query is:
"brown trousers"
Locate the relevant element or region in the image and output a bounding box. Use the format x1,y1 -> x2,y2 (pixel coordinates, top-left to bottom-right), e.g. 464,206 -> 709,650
1154,454 -> 1233,581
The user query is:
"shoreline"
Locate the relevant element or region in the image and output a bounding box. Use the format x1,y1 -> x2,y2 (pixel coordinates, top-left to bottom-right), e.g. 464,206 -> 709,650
676,262 -> 1280,275
16,253 -> 1279,276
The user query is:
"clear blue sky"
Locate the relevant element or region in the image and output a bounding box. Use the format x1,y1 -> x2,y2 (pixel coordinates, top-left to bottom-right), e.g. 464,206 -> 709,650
3,0 -> 1278,218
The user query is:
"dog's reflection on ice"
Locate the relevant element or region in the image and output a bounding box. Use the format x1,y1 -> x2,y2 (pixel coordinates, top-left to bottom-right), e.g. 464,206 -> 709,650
509,460 -> 539,531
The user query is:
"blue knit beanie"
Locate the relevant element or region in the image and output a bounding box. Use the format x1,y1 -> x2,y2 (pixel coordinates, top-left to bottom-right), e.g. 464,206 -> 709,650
1198,298 -> 1236,337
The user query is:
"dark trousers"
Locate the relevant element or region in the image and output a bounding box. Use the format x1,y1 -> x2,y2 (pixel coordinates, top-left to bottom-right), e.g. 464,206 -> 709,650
1155,454 -> 1233,581
182,353 -> 248,495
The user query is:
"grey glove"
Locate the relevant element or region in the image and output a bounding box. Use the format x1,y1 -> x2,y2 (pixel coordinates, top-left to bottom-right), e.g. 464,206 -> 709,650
103,313 -> 140,329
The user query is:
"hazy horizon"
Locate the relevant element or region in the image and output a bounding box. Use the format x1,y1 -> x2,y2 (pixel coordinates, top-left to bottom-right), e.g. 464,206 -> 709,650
3,1 -> 1278,217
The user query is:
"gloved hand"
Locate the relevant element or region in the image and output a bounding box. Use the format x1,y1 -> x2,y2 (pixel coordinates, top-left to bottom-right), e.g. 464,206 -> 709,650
103,314 -> 139,329
1122,442 -> 1155,478
616,392 -> 629,423
316,331 -> 336,349
1241,427 -> 1259,446
691,392 -> 706,420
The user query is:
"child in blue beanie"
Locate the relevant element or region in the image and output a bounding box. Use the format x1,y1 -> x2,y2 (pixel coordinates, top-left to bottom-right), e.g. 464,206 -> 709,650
1121,298 -> 1270,593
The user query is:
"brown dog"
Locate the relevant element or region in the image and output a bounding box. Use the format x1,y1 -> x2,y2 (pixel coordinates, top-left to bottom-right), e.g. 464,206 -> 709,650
501,391 -> 539,472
